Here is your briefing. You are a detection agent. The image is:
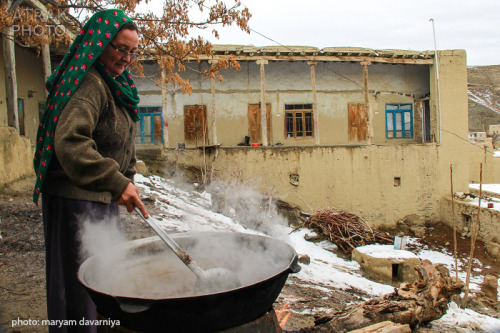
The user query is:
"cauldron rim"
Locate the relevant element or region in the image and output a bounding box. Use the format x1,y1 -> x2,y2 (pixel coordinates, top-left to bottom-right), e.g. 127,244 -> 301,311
77,231 -> 299,299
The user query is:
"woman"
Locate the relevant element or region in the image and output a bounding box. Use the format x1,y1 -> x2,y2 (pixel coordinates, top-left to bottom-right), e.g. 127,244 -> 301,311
33,9 -> 148,332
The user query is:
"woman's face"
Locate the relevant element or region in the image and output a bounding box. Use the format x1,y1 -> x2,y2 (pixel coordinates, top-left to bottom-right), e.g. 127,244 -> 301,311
99,28 -> 139,77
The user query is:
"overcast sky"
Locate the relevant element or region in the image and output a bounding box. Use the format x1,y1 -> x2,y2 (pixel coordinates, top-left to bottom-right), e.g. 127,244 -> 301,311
190,0 -> 499,66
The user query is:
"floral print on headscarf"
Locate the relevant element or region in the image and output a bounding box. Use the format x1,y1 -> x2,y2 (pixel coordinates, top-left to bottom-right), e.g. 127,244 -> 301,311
33,9 -> 140,204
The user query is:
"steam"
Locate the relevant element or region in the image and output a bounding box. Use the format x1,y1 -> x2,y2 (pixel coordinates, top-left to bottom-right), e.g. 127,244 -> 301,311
205,179 -> 289,237
77,175 -> 299,299
77,214 -> 127,261
79,231 -> 297,298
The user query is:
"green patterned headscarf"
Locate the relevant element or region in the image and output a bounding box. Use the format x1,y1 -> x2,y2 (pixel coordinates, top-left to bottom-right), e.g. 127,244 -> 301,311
33,9 -> 140,204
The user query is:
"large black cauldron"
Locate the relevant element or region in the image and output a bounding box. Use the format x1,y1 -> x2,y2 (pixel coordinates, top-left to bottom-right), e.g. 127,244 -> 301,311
78,232 -> 300,332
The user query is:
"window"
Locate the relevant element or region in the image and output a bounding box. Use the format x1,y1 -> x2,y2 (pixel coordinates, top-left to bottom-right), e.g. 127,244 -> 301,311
386,103 -> 413,139
285,104 -> 313,138
136,106 -> 163,144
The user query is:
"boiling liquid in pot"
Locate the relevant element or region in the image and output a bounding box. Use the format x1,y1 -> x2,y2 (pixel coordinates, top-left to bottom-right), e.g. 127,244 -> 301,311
83,243 -> 199,298
80,233 -> 295,299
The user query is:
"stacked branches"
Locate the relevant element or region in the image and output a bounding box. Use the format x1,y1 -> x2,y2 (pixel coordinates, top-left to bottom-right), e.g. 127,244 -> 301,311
304,209 -> 392,254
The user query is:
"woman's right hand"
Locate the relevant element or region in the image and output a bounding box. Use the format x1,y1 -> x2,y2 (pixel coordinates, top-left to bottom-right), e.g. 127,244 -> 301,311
117,182 -> 149,218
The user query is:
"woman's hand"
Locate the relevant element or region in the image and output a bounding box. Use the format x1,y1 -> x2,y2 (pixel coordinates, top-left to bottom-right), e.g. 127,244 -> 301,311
117,182 -> 149,218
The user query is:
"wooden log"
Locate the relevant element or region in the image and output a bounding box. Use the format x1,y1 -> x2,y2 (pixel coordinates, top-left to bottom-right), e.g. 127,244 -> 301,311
322,260 -> 464,332
349,321 -> 411,333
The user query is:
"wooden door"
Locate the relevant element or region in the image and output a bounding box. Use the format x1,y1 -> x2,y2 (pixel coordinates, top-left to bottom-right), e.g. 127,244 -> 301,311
248,103 -> 271,144
184,105 -> 207,145
348,103 -> 367,142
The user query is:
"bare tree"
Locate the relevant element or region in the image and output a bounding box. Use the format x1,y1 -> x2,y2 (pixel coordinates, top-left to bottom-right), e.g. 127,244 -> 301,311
0,0 -> 251,90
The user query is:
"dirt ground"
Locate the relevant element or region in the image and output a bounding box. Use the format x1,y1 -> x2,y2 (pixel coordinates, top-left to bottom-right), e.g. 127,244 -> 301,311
0,176 -> 498,333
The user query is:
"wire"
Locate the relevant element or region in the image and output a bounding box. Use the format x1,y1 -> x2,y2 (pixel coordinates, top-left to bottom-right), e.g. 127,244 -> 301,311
248,27 -> 367,90
240,24 -> 499,155
440,127 -> 496,154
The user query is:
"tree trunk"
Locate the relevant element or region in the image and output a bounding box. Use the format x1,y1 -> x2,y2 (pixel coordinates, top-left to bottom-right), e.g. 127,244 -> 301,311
322,260 -> 464,332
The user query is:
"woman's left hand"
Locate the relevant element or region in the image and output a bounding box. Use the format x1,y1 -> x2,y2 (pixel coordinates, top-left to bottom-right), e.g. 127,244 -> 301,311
117,182 -> 149,218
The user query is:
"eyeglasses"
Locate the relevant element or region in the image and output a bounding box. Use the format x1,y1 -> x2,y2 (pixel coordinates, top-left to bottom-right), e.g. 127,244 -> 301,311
108,42 -> 140,61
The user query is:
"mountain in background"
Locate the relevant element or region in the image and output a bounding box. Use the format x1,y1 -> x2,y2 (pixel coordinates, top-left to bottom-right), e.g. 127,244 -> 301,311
467,65 -> 500,132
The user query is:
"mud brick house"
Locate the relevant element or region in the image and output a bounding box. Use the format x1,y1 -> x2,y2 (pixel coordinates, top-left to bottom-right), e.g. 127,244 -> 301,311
134,45 -> 471,229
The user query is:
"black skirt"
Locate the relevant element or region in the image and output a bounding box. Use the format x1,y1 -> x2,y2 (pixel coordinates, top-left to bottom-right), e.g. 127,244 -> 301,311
42,193 -> 119,333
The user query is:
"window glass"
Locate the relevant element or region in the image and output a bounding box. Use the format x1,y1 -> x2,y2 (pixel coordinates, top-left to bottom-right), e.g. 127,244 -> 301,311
285,113 -> 293,137
284,104 -> 313,138
385,103 -> 412,139
305,112 -> 313,136
139,106 -> 161,113
295,112 -> 303,137
404,112 -> 412,130
395,113 -> 402,131
387,113 -> 394,131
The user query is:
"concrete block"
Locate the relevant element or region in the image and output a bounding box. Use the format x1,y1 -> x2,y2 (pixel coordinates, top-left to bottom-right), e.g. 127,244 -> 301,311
352,245 -> 421,285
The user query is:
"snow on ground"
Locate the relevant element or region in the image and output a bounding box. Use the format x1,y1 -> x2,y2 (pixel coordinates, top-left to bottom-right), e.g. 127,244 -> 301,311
288,229 -> 394,296
431,302 -> 500,332
355,244 -> 418,259
469,183 -> 500,195
407,238 -> 485,292
455,184 -> 500,211
135,173 -> 500,332
468,89 -> 500,114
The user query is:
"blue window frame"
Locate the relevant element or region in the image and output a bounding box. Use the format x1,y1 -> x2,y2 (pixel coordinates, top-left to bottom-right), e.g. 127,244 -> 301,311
385,103 -> 413,139
136,106 -> 163,144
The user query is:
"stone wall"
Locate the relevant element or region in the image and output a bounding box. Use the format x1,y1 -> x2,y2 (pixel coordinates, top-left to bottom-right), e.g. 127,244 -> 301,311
0,127 -> 34,187
440,197 -> 500,258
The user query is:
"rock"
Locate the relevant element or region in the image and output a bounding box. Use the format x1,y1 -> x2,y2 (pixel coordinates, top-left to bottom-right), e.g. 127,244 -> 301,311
142,194 -> 157,203
481,275 -> 498,302
136,160 -> 149,176
397,214 -> 426,237
304,233 -> 320,242
486,240 -> 500,260
409,226 -> 426,238
298,254 -> 311,265
318,240 -> 338,252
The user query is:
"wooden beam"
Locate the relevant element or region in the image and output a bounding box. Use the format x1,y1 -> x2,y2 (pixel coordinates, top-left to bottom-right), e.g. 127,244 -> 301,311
210,77 -> 217,145
209,59 -> 218,146
41,43 -> 51,98
308,61 -> 320,145
161,70 -> 169,148
194,55 -> 434,65
349,321 -> 411,333
256,59 -> 268,146
2,25 -> 19,132
361,61 -> 372,144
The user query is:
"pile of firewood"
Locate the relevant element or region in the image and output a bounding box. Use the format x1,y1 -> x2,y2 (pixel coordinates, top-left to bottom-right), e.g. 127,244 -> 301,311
303,209 -> 392,254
